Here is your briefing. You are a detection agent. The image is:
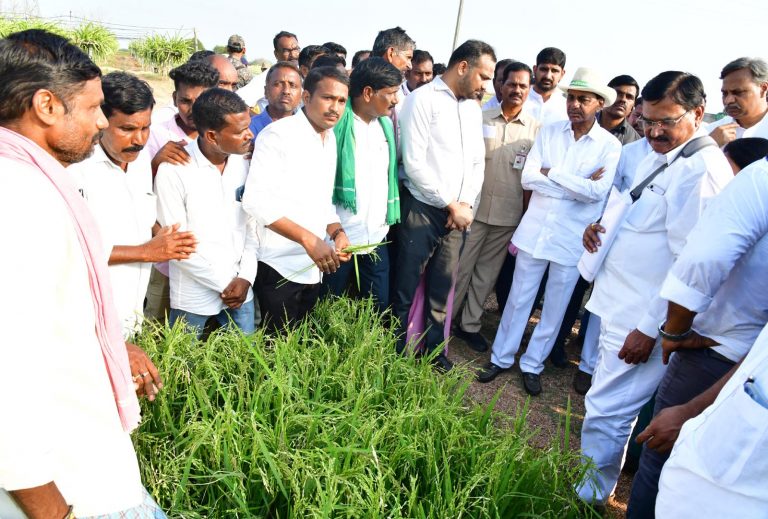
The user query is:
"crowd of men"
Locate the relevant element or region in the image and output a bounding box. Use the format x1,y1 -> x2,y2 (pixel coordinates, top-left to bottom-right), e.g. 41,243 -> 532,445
1,24 -> 767,519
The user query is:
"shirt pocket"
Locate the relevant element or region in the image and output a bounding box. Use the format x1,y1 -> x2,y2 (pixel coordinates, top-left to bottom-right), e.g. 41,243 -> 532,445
691,379 -> 768,485
625,188 -> 666,231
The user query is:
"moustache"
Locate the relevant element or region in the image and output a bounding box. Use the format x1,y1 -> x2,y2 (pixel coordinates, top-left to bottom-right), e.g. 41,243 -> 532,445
323,111 -> 340,119
650,136 -> 670,142
122,145 -> 144,153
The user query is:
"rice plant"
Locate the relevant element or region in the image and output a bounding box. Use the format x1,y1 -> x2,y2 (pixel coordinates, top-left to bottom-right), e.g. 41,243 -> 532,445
70,22 -> 118,63
133,298 -> 599,518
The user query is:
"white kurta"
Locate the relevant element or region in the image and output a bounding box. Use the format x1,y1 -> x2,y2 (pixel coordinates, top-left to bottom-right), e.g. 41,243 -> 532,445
705,109 -> 768,141
69,146 -> 156,338
524,87 -> 568,127
656,322 -> 768,518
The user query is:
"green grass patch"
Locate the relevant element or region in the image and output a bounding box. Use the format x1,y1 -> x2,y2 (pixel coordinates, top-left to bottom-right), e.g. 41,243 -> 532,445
133,297 -> 597,518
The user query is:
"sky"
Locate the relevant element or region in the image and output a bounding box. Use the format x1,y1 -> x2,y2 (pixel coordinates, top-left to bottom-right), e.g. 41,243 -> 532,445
25,0 -> 768,111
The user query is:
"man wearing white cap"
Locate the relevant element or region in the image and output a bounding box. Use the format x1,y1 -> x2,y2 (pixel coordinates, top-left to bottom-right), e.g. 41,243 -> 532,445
477,67 -> 621,395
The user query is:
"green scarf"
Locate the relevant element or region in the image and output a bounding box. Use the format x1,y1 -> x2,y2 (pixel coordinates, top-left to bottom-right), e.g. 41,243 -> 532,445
333,100 -> 400,225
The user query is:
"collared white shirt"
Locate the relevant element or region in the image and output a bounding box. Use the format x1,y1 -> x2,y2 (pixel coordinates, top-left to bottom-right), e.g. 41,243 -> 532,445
512,119 -> 621,266
145,115 -> 193,161
68,145 -> 156,338
524,87 -> 568,126
400,75 -> 485,208
155,139 -> 257,315
613,137 -> 654,192
656,321 -> 768,518
0,157 -> 143,516
482,96 -> 501,112
587,129 -> 733,336
660,160 -> 768,362
243,109 -> 339,284
335,113 -> 391,246
400,81 -> 411,97
706,110 -> 768,142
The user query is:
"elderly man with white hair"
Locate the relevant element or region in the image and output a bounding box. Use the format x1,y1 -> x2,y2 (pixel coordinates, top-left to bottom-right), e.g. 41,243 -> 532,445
477,67 -> 621,395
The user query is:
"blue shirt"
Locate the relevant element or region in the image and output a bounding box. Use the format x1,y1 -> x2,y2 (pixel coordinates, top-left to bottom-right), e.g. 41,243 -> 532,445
249,110 -> 273,142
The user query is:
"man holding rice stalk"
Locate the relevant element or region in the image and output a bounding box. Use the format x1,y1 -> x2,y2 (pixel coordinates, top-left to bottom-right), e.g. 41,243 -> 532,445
244,66 -> 352,332
321,57 -> 402,311
0,29 -> 165,518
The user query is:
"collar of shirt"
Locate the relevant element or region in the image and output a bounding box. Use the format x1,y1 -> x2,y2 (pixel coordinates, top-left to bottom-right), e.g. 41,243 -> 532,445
400,81 -> 411,96
487,105 -> 531,125
296,107 -> 332,144
560,117 -> 603,143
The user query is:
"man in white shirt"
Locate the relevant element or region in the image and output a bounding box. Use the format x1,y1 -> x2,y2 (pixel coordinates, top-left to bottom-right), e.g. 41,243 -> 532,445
524,47 -> 568,126
402,49 -> 434,95
144,60 -> 219,324
707,57 -> 768,146
477,67 -> 620,393
243,66 -> 351,332
626,159 -> 768,517
481,58 -> 514,111
0,29 -> 164,518
577,71 -> 733,507
322,58 -> 402,311
392,39 -> 495,372
155,88 -> 257,337
69,72 -> 197,338
654,321 -> 768,518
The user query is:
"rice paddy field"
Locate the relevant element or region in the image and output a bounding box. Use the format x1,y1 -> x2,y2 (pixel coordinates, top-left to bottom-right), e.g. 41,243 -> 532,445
133,298 -> 603,518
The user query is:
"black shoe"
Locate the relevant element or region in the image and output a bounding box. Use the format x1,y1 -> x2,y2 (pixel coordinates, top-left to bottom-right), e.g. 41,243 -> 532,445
431,354 -> 454,373
453,327 -> 489,352
477,362 -> 509,383
573,369 -> 592,395
521,371 -> 542,396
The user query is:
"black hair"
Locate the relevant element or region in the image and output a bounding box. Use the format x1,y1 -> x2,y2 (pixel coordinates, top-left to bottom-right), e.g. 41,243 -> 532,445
494,58 -> 515,78
501,61 -> 533,85
608,74 -> 640,99
351,50 -> 371,68
723,137 -> 768,171
191,87 -> 248,133
101,71 -> 155,118
265,61 -> 302,83
0,29 -> 101,122
303,66 -> 349,95
169,60 -> 219,91
372,27 -> 415,57
433,63 -> 447,75
298,45 -> 329,70
349,57 -> 402,98
412,49 -> 434,67
447,39 -> 496,69
312,54 -> 346,70
641,71 -> 706,110
322,42 -> 347,56
636,96 -> 643,105
189,49 -> 215,62
273,30 -> 298,50
536,47 -> 566,68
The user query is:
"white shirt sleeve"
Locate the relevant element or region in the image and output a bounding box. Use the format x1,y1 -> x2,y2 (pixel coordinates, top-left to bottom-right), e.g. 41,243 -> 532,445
520,130 -> 566,198
459,112 -> 486,206
243,129 -> 289,226
548,139 -> 621,203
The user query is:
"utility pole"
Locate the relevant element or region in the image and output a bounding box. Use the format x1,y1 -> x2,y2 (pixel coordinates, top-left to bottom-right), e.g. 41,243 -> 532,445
193,27 -> 199,51
452,0 -> 465,51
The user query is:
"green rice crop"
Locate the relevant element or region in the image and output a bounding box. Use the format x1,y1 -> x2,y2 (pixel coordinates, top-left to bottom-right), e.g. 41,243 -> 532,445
133,297 -> 599,518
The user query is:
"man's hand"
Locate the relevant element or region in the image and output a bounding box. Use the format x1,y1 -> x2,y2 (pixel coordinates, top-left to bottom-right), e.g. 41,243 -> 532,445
709,122 -> 739,147
303,234 -> 340,274
589,167 -> 605,181
540,167 -> 551,177
446,201 -> 473,231
636,403 -> 696,453
142,223 -> 198,262
618,328 -> 656,364
125,342 -> 162,401
221,277 -> 251,309
661,331 -> 720,365
151,140 -> 190,174
333,231 -> 352,263
583,222 -> 605,253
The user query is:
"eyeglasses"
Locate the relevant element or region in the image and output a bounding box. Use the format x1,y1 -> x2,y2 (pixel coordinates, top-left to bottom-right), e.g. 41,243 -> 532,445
639,110 -> 691,130
280,46 -> 301,55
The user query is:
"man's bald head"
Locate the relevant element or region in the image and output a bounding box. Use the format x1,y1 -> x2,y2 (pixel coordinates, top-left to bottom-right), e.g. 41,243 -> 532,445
207,54 -> 239,91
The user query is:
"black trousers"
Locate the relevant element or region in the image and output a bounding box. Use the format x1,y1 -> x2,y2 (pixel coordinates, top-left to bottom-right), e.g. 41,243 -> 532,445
626,348 -> 736,518
392,190 -> 464,355
255,261 -> 321,333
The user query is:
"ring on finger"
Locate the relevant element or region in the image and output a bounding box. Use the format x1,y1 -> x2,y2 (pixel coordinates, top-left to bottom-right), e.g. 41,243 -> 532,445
140,371 -> 150,378
132,374 -> 142,381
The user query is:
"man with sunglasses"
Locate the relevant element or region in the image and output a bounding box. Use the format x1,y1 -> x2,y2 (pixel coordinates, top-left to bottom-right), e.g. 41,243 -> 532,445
575,71 -> 733,509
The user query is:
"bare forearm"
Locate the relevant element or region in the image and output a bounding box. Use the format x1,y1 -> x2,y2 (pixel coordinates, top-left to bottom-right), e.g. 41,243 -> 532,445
664,301 -> 697,334
9,482 -> 69,519
109,244 -> 150,265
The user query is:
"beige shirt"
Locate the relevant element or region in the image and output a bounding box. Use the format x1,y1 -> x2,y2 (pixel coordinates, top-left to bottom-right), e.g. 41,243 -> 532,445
474,107 -> 541,226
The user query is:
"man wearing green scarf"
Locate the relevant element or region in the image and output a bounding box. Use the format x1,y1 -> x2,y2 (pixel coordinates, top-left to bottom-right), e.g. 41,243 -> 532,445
322,57 -> 402,311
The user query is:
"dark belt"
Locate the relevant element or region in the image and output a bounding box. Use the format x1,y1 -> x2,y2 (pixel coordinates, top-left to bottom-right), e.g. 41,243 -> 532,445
704,347 -> 737,366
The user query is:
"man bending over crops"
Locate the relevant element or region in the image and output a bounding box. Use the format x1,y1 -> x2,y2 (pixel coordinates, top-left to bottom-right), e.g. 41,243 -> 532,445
243,66 -> 352,332
155,88 -> 258,337
0,29 -> 165,518
321,57 -> 402,311
68,71 -> 198,339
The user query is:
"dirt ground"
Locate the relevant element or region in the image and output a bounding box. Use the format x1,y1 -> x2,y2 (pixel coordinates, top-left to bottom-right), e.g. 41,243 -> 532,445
449,295 -> 632,518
